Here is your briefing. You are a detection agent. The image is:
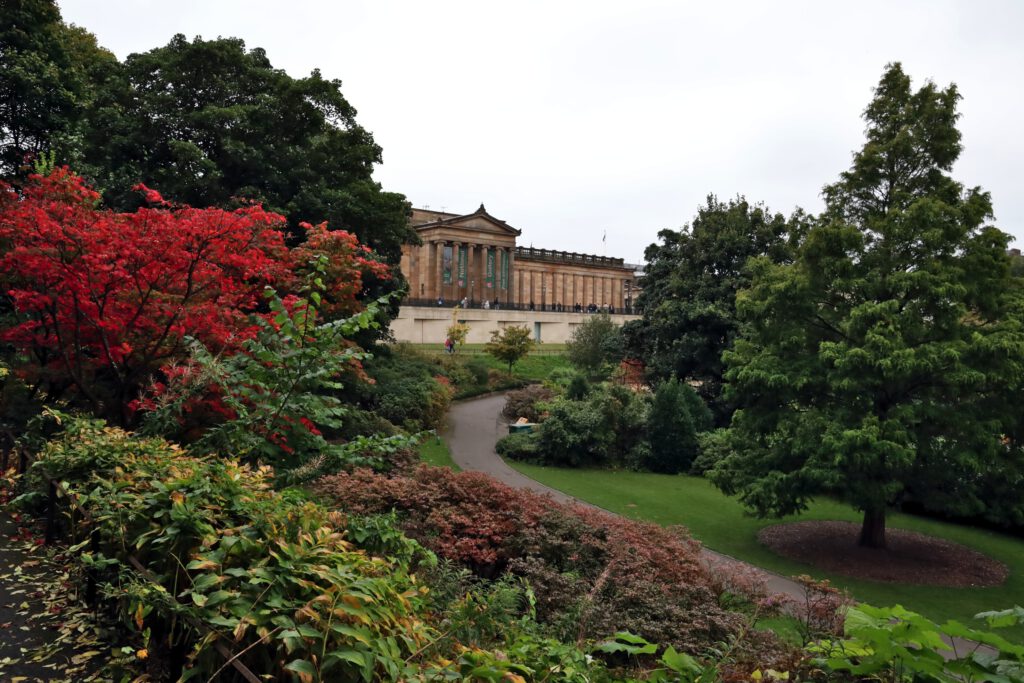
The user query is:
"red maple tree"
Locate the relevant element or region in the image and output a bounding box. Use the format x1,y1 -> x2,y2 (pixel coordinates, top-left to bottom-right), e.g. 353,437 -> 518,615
0,168 -> 295,423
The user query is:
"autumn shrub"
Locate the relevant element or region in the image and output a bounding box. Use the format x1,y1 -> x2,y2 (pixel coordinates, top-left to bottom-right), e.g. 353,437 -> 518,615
314,465 -> 754,654
0,169 -> 393,429
137,262 -> 415,480
502,385 -> 555,423
0,169 -> 293,424
18,418 -> 621,682
19,419 -> 438,680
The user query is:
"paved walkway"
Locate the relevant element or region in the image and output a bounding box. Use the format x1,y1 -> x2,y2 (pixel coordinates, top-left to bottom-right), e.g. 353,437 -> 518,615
442,392 -> 808,603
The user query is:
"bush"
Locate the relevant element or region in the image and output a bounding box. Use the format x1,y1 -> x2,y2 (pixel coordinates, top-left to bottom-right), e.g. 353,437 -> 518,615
566,313 -> 624,377
465,357 -> 491,385
496,432 -> 541,462
361,344 -> 454,431
533,383 -> 649,468
502,385 -> 555,423
644,377 -> 712,473
315,465 -> 755,653
21,419 -> 439,681
20,419 -> 625,681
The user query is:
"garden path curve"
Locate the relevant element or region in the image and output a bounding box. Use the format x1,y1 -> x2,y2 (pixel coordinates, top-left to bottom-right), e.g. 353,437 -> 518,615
442,392 -> 808,603
443,393 -> 994,659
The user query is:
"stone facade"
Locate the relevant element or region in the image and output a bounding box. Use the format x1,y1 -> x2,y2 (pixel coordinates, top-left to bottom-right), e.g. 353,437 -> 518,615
390,306 -> 639,344
399,206 -> 639,312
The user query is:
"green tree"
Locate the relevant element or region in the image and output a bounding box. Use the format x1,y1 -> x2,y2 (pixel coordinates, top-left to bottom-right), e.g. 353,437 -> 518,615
485,325 -> 534,373
645,377 -> 711,474
710,63 -> 1024,548
566,313 -> 624,377
622,196 -> 797,423
78,34 -> 413,263
0,0 -> 115,177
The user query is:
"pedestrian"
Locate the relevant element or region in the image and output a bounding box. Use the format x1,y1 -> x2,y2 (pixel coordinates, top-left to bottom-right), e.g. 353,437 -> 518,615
461,296 -> 468,309
437,296 -> 444,306
483,299 -> 490,310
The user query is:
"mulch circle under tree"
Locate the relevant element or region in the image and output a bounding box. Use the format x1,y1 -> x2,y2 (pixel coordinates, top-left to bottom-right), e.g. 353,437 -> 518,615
759,521 -> 1008,588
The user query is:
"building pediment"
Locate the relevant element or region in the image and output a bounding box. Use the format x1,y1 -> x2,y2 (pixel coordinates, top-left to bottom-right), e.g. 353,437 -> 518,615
413,204 -> 522,237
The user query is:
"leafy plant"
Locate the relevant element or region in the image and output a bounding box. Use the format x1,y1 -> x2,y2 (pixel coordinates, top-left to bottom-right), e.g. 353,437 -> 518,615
0,169 -> 292,424
813,604 -> 1024,683
140,256 -> 412,479
485,325 -> 535,373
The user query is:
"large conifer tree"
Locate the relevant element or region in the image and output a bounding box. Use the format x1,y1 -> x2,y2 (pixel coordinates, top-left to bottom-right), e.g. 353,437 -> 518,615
710,63 -> 1024,548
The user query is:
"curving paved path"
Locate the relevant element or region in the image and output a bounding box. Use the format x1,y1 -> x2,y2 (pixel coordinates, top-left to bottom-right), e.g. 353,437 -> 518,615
443,392 -> 808,602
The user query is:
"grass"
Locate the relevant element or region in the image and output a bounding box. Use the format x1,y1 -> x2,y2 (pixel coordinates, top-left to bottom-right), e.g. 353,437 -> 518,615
474,352 -> 573,383
418,437 -> 460,470
507,462 -> 1024,638
412,343 -> 566,355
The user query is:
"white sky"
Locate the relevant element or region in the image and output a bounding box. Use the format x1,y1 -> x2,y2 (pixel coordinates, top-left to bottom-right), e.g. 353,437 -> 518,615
59,0 -> 1024,263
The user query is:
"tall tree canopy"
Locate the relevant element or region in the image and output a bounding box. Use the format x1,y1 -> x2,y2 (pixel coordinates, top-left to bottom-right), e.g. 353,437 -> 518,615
0,0 -> 116,176
79,33 -> 412,262
3,3 -> 412,266
623,196 -> 796,422
709,63 -> 1024,548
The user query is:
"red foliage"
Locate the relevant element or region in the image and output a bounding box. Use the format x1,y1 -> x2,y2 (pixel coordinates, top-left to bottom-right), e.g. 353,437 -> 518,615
0,169 -> 291,421
314,466 -> 758,651
291,221 -> 391,320
317,466 -> 549,577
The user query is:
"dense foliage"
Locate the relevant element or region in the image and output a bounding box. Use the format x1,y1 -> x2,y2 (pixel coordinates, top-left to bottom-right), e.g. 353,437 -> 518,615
0,170 -> 391,429
314,465 -> 778,658
709,63 -> 1024,547
20,419 -> 441,681
485,325 -> 535,373
0,0 -> 118,176
0,169 -> 290,423
623,196 -> 796,423
502,384 -> 556,423
566,313 -> 625,377
645,378 -> 712,473
498,379 -> 713,473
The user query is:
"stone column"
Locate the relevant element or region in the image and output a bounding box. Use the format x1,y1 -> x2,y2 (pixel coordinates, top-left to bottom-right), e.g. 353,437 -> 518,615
466,243 -> 476,306
453,241 -> 464,303
480,245 -> 490,305
432,240 -> 445,302
507,247 -> 516,306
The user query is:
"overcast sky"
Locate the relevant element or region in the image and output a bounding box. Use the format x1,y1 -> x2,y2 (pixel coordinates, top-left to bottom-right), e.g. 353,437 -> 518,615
59,0 -> 1024,263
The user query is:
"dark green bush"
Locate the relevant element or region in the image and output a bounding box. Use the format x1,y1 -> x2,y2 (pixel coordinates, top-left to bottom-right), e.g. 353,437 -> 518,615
645,377 -> 712,473
533,383 -> 649,468
496,431 -> 541,462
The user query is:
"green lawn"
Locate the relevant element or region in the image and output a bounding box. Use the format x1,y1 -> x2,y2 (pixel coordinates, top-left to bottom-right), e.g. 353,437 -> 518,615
473,352 -> 572,383
508,463 -> 1024,637
418,436 -> 460,470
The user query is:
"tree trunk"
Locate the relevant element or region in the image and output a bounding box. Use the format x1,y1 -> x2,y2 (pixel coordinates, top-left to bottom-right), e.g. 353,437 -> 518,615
859,507 -> 887,549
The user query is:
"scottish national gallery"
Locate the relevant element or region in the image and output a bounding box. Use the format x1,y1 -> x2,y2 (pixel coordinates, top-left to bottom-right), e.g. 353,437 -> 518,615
393,205 -> 640,344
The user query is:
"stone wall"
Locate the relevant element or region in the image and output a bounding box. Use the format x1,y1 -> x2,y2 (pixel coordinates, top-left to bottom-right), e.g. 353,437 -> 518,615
391,306 -> 640,345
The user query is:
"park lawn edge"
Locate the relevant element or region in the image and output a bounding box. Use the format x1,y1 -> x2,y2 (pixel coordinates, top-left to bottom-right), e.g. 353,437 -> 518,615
506,461 -> 1024,641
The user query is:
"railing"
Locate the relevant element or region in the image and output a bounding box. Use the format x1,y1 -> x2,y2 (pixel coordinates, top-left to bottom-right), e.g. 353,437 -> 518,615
0,430 -> 262,683
400,297 -> 636,315
514,246 -> 627,268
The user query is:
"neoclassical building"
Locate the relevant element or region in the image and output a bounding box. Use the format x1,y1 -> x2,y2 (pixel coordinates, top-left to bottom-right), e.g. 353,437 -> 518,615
399,205 -> 639,311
